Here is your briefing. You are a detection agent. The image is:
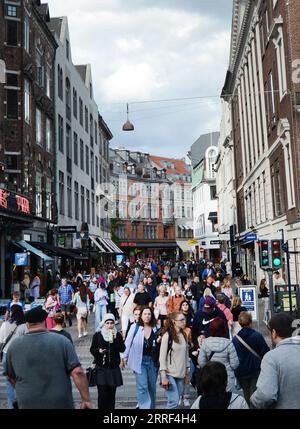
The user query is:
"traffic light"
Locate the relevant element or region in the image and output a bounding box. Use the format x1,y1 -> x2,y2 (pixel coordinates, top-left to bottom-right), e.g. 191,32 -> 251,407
259,240 -> 271,269
271,240 -> 283,269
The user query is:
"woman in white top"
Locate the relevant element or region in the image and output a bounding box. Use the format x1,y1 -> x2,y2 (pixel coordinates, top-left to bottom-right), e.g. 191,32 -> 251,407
119,287 -> 135,339
73,284 -> 90,338
154,285 -> 169,327
0,305 -> 28,408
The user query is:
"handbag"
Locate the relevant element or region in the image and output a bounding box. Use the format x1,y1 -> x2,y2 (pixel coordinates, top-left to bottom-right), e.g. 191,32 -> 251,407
86,365 -> 97,387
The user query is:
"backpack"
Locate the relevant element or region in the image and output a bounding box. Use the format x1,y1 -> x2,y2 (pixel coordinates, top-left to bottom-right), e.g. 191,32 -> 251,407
151,329 -> 173,368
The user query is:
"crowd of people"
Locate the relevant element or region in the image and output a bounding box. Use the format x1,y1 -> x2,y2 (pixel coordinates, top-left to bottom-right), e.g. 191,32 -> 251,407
0,258 -> 299,410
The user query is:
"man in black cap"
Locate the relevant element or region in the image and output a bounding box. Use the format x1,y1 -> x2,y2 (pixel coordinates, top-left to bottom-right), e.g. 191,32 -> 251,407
4,306 -> 92,409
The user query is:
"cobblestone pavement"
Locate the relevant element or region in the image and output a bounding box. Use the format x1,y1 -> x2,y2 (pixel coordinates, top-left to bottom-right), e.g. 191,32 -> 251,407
0,299 -> 270,409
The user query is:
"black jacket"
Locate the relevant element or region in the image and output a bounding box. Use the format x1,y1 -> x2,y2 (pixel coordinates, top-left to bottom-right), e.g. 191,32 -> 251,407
90,331 -> 125,369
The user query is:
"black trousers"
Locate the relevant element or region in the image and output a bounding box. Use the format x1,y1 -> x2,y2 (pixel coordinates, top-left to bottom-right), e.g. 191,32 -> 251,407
97,385 -> 117,410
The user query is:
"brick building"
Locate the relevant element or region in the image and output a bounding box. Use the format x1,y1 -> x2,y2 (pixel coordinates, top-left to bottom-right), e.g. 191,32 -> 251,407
0,1 -> 57,296
110,148 -> 178,262
220,0 -> 300,284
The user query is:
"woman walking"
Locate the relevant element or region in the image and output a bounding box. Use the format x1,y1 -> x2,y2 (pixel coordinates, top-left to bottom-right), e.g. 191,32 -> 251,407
230,296 -> 246,336
119,287 -> 135,339
44,288 -> 58,330
90,313 -> 125,410
73,284 -> 90,338
121,306 -> 159,409
153,285 -> 169,327
0,305 -> 28,408
159,312 -> 190,409
94,282 -> 109,332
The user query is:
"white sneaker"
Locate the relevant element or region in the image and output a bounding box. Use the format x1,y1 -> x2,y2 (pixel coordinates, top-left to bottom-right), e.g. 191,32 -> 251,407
83,331 -> 87,336
78,334 -> 82,338
183,398 -> 190,407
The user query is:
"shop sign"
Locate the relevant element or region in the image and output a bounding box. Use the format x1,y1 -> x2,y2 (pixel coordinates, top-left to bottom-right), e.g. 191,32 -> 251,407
0,188 -> 30,215
58,226 -> 77,234
120,242 -> 136,247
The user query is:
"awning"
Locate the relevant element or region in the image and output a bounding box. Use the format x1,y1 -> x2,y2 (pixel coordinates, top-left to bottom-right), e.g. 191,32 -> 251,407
123,242 -> 178,249
176,241 -> 194,253
97,237 -> 114,253
178,225 -> 185,230
16,240 -> 54,263
99,238 -> 124,254
30,242 -> 83,260
90,236 -> 106,252
208,212 -> 218,221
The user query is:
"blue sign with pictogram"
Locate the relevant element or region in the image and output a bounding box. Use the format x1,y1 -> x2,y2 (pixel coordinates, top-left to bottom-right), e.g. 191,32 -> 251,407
239,286 -> 258,321
15,253 -> 28,266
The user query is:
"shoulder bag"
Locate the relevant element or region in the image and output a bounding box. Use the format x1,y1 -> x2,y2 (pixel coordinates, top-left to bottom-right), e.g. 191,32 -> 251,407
235,335 -> 262,360
0,325 -> 18,362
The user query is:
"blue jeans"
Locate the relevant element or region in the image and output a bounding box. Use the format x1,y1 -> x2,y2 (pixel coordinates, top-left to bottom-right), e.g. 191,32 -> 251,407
135,356 -> 158,409
3,354 -> 16,409
95,304 -> 107,331
166,375 -> 184,409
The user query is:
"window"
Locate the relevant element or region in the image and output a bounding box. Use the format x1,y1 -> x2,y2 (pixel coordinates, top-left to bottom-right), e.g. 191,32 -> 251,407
24,79 -> 30,124
66,125 -> 72,173
58,66 -> 63,100
58,115 -> 64,153
164,226 -> 169,239
91,192 -> 95,225
132,223 -> 138,239
94,121 -> 97,145
45,65 -> 51,98
46,118 -> 52,153
36,49 -> 43,88
79,97 -> 83,125
80,140 -> 84,171
45,177 -> 52,219
65,78 -> 71,121
73,88 -> 77,118
59,171 -> 65,215
117,225 -> 126,239
90,115 -> 93,147
271,160 -> 284,217
284,143 -> 295,209
85,106 -> 88,132
6,5 -> 17,17
95,156 -> 98,183
6,20 -> 18,46
267,71 -> 276,126
275,33 -> 287,99
36,109 -> 42,145
90,151 -> 94,189
86,190 -> 90,224
207,148 -> 217,179
35,173 -> 42,217
67,176 -> 72,218
24,15 -> 30,52
90,82 -> 93,98
81,186 -> 85,221
66,39 -> 70,60
210,185 -> 217,200
73,132 -> 78,165
96,196 -> 99,227
86,145 -> 89,175
7,88 -> 18,118
74,181 -> 79,220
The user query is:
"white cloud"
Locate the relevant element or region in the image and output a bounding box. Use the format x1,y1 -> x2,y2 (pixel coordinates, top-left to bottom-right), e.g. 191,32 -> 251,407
48,0 -> 231,157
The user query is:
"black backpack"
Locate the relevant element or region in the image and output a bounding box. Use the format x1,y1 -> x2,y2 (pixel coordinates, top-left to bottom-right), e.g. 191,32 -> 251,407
151,330 -> 173,368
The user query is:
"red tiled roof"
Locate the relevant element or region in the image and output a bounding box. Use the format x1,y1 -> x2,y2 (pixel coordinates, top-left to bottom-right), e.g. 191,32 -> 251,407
149,155 -> 191,176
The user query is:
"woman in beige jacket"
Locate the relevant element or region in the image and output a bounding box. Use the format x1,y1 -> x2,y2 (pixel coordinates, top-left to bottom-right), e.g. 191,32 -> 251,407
159,312 -> 190,409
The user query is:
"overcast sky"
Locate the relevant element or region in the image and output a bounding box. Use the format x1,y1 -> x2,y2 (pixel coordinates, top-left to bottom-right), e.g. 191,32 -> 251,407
48,0 -> 232,158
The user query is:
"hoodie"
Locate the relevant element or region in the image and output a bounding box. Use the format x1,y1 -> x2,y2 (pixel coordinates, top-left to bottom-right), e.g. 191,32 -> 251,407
192,306 -> 228,344
250,336 -> 300,409
198,337 -> 239,391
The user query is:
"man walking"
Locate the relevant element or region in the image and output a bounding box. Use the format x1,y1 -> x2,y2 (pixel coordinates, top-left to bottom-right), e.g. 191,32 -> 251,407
58,278 -> 74,327
4,306 -> 92,409
250,313 -> 300,409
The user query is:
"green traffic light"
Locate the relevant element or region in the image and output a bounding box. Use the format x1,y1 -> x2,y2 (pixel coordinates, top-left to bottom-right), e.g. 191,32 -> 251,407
273,258 -> 281,266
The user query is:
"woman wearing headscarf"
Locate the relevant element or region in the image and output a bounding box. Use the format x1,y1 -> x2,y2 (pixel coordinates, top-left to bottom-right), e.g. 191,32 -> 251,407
90,313 -> 125,410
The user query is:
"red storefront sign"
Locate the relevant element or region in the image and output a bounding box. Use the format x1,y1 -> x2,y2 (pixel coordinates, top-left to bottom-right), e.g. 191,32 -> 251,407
0,188 -> 31,215
120,242 -> 137,247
